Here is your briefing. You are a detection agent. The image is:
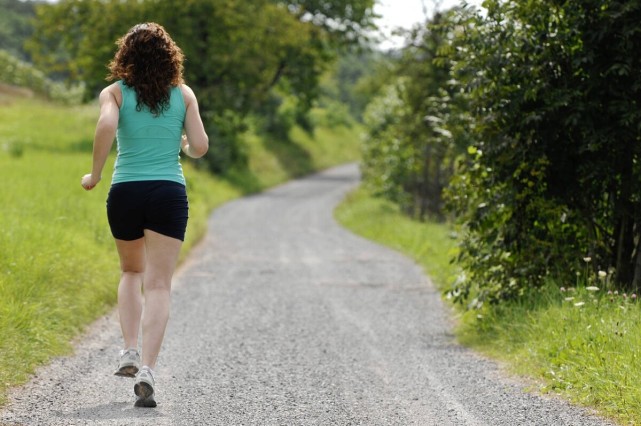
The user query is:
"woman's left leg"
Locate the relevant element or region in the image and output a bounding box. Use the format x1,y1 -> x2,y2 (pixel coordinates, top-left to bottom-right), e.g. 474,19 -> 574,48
114,238 -> 146,350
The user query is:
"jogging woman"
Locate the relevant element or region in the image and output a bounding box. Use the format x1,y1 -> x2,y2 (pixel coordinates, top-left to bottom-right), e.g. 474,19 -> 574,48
81,22 -> 209,408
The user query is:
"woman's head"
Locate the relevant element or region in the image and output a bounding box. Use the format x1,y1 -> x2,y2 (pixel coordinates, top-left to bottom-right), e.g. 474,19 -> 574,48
108,23 -> 184,115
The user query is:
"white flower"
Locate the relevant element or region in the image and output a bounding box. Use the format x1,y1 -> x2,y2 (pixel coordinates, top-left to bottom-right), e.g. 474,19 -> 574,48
598,270 -> 607,279
574,302 -> 585,307
564,297 -> 575,301
586,286 -> 599,292
583,257 -> 592,263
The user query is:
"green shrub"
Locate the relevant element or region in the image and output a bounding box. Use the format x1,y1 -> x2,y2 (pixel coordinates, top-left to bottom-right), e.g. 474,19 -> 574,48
0,50 -> 83,104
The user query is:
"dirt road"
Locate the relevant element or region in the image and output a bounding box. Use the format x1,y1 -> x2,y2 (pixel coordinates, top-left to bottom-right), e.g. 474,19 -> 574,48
0,164 -> 613,425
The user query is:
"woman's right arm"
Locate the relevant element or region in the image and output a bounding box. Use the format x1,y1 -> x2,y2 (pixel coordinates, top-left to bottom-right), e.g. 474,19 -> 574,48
181,85 -> 209,158
81,85 -> 119,190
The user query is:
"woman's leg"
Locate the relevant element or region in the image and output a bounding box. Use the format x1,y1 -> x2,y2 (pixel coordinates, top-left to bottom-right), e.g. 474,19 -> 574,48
114,238 -> 146,349
140,229 -> 182,369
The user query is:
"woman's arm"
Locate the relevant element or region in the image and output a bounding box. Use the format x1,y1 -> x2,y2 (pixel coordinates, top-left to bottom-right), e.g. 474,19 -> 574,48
180,84 -> 209,159
81,86 -> 119,190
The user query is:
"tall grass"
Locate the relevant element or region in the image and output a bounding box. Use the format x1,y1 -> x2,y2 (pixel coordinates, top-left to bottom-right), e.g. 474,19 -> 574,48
0,95 -> 362,405
336,187 -> 638,425
0,152 -> 118,387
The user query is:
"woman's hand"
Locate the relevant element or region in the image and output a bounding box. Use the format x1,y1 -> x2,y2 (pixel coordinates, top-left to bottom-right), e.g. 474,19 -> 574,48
81,174 -> 101,191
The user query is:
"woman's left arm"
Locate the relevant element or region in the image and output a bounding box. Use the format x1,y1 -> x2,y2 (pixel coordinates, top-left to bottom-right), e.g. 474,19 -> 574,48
81,86 -> 119,190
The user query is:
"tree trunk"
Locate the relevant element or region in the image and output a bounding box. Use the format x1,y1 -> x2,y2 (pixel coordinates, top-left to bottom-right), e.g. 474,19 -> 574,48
631,230 -> 641,292
612,125 -> 636,288
614,216 -> 633,286
614,144 -> 635,288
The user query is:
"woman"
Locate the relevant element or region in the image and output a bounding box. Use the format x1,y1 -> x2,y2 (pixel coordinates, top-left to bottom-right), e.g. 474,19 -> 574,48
81,22 -> 209,408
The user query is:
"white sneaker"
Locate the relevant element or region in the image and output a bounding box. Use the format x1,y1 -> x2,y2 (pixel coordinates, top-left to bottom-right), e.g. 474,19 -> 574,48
113,348 -> 140,378
134,366 -> 156,408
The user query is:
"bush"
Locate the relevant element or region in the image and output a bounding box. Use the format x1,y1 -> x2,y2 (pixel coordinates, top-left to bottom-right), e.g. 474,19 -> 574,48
0,50 -> 83,104
446,0 -> 641,305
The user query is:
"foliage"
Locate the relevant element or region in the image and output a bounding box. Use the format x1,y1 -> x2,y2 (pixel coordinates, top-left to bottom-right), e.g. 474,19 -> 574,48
0,0 -> 37,60
361,82 -> 410,207
358,0 -> 641,304
361,9 -> 471,220
320,48 -> 390,121
444,0 -> 641,306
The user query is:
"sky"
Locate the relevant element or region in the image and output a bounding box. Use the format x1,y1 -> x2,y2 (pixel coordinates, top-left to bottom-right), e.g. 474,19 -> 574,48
374,0 -> 483,50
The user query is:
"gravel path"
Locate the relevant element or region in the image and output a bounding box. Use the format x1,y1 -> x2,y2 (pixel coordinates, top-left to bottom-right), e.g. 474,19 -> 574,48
1,164 -> 614,425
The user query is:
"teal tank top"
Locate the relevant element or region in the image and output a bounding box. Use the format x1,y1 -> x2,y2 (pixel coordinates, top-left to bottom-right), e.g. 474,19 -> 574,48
112,80 -> 186,185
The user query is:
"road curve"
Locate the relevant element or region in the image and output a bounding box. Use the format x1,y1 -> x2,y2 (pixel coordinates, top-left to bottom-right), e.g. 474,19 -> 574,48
1,163 -> 613,425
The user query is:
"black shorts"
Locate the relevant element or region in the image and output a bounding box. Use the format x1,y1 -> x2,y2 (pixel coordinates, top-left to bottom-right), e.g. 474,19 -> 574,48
106,180 -> 189,241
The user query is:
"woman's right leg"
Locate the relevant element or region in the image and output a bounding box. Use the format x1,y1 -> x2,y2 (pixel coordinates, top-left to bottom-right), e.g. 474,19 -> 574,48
140,229 -> 182,369
115,238 -> 146,349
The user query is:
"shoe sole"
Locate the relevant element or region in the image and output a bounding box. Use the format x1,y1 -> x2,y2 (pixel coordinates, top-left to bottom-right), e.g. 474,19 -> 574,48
134,395 -> 157,408
134,382 -> 156,408
114,365 -> 139,378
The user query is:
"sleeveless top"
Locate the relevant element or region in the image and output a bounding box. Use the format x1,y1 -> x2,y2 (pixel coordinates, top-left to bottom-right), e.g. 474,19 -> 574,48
111,80 -> 186,185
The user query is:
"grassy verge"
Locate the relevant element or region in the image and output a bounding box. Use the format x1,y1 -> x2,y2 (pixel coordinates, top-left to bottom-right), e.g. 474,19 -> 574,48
336,186 -> 637,425
0,95 -> 362,405
457,281 -> 641,424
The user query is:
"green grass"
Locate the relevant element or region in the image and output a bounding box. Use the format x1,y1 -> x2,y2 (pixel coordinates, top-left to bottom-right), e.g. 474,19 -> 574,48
0,97 -> 96,153
1,151 -> 119,388
0,94 -> 362,405
336,186 -> 639,425
457,282 -> 641,424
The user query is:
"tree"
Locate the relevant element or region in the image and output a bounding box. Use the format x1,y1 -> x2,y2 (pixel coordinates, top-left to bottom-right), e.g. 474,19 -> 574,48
28,0 -> 376,172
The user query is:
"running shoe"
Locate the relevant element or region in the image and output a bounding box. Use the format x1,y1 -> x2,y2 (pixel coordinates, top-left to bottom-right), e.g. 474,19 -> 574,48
113,348 -> 140,378
134,366 -> 157,408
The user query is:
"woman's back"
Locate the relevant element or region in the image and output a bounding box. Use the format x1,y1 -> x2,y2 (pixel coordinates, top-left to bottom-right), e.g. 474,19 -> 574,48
113,81 -> 186,185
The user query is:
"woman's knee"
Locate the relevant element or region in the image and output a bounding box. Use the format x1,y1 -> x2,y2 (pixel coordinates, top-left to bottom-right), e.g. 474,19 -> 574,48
142,277 -> 172,292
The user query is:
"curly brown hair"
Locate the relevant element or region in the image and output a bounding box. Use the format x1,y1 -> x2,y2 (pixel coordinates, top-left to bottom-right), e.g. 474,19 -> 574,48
107,23 -> 184,116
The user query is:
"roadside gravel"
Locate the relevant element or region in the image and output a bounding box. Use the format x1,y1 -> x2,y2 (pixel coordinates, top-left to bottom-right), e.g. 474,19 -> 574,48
0,164 -> 614,425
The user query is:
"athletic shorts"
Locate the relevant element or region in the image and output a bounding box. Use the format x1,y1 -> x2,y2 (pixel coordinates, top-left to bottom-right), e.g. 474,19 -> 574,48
106,180 -> 189,241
